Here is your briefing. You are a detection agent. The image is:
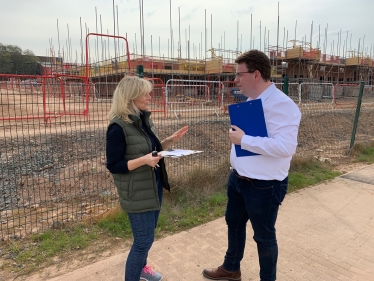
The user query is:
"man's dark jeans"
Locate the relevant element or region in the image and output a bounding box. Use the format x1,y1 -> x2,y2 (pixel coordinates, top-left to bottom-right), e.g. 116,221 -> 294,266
223,170 -> 288,281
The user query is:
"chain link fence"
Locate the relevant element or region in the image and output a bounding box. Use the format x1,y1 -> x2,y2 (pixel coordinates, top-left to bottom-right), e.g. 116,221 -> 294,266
1,75 -> 373,239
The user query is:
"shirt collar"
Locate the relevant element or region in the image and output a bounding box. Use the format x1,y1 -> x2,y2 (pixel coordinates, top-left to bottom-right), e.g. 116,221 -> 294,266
247,83 -> 276,102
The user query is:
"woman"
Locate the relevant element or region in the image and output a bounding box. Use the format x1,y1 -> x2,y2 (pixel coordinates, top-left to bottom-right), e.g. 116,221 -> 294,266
106,75 -> 188,281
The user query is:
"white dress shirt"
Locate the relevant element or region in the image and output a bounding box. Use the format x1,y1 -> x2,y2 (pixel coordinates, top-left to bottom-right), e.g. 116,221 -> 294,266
230,83 -> 302,181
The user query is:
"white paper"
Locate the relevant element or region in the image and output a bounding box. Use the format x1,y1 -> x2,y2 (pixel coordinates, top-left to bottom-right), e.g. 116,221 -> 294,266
159,149 -> 203,158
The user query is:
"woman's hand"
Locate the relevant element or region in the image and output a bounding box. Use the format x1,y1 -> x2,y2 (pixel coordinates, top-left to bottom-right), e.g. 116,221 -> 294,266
170,125 -> 189,143
142,152 -> 161,168
161,125 -> 189,150
127,152 -> 161,171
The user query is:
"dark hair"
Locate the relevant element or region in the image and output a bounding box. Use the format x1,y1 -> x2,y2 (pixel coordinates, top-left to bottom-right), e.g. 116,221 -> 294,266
235,50 -> 271,81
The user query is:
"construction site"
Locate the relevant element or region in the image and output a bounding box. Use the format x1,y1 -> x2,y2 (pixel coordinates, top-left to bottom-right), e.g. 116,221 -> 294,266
12,22 -> 373,117
1,2 -> 374,241
2,0 -> 374,115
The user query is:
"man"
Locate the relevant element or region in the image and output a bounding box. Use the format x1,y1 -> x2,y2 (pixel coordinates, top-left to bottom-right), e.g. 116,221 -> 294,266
202,50 -> 301,281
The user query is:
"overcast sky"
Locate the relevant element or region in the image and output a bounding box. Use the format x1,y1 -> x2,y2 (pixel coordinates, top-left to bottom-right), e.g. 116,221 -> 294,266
1,0 -> 373,63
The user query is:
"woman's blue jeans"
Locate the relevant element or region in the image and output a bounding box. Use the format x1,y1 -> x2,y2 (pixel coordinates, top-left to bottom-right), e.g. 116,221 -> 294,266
125,187 -> 163,281
223,171 -> 288,281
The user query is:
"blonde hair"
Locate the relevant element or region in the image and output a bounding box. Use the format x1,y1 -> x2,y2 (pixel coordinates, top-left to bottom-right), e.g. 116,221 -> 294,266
108,76 -> 153,123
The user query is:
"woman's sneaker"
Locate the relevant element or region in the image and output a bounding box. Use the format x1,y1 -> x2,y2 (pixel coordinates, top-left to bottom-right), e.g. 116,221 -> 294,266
140,265 -> 163,281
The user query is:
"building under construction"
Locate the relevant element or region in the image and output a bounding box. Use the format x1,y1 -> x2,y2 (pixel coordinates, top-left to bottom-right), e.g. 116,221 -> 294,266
42,40 -> 374,87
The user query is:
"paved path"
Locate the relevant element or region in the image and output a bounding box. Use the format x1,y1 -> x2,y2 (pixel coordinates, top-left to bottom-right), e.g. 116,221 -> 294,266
32,165 -> 374,280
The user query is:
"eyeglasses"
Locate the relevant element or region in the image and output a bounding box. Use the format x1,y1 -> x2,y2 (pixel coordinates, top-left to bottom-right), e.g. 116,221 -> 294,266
235,70 -> 256,77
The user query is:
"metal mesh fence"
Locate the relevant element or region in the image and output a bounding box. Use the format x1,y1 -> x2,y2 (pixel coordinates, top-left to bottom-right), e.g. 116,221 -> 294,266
1,76 -> 373,239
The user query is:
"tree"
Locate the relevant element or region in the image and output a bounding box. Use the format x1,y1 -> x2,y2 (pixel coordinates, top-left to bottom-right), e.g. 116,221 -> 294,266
0,43 -> 12,73
0,43 -> 40,75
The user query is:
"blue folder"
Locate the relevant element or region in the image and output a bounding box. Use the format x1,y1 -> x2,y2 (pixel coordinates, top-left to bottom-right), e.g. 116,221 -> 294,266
228,99 -> 268,157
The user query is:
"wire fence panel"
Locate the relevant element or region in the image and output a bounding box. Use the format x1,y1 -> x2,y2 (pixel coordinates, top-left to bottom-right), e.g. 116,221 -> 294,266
1,79 -> 373,239
300,82 -> 333,102
146,78 -> 166,117
218,80 -> 247,114
93,82 -> 117,101
362,85 -> 374,108
0,77 -> 44,122
333,84 -> 361,108
274,83 -> 299,103
165,79 -> 224,118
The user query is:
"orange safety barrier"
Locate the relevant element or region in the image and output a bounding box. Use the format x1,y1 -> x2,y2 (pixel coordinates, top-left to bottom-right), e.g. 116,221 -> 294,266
1,33 -> 131,125
0,74 -> 91,124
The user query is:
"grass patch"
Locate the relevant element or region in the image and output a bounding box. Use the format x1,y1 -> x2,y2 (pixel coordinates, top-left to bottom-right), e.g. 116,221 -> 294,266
156,187 -> 227,236
350,141 -> 374,164
96,205 -> 132,238
288,157 -> 341,193
1,224 -> 99,274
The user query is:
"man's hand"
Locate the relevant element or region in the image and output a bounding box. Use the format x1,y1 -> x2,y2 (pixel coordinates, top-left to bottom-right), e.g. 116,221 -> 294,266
229,125 -> 245,145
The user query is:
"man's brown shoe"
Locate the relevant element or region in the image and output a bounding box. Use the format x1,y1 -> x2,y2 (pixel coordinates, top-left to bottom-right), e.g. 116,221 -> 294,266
202,265 -> 241,281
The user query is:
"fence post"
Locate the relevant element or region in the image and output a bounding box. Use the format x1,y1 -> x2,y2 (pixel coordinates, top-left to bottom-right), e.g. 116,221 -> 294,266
136,65 -> 144,78
283,75 -> 289,96
349,81 -> 365,149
